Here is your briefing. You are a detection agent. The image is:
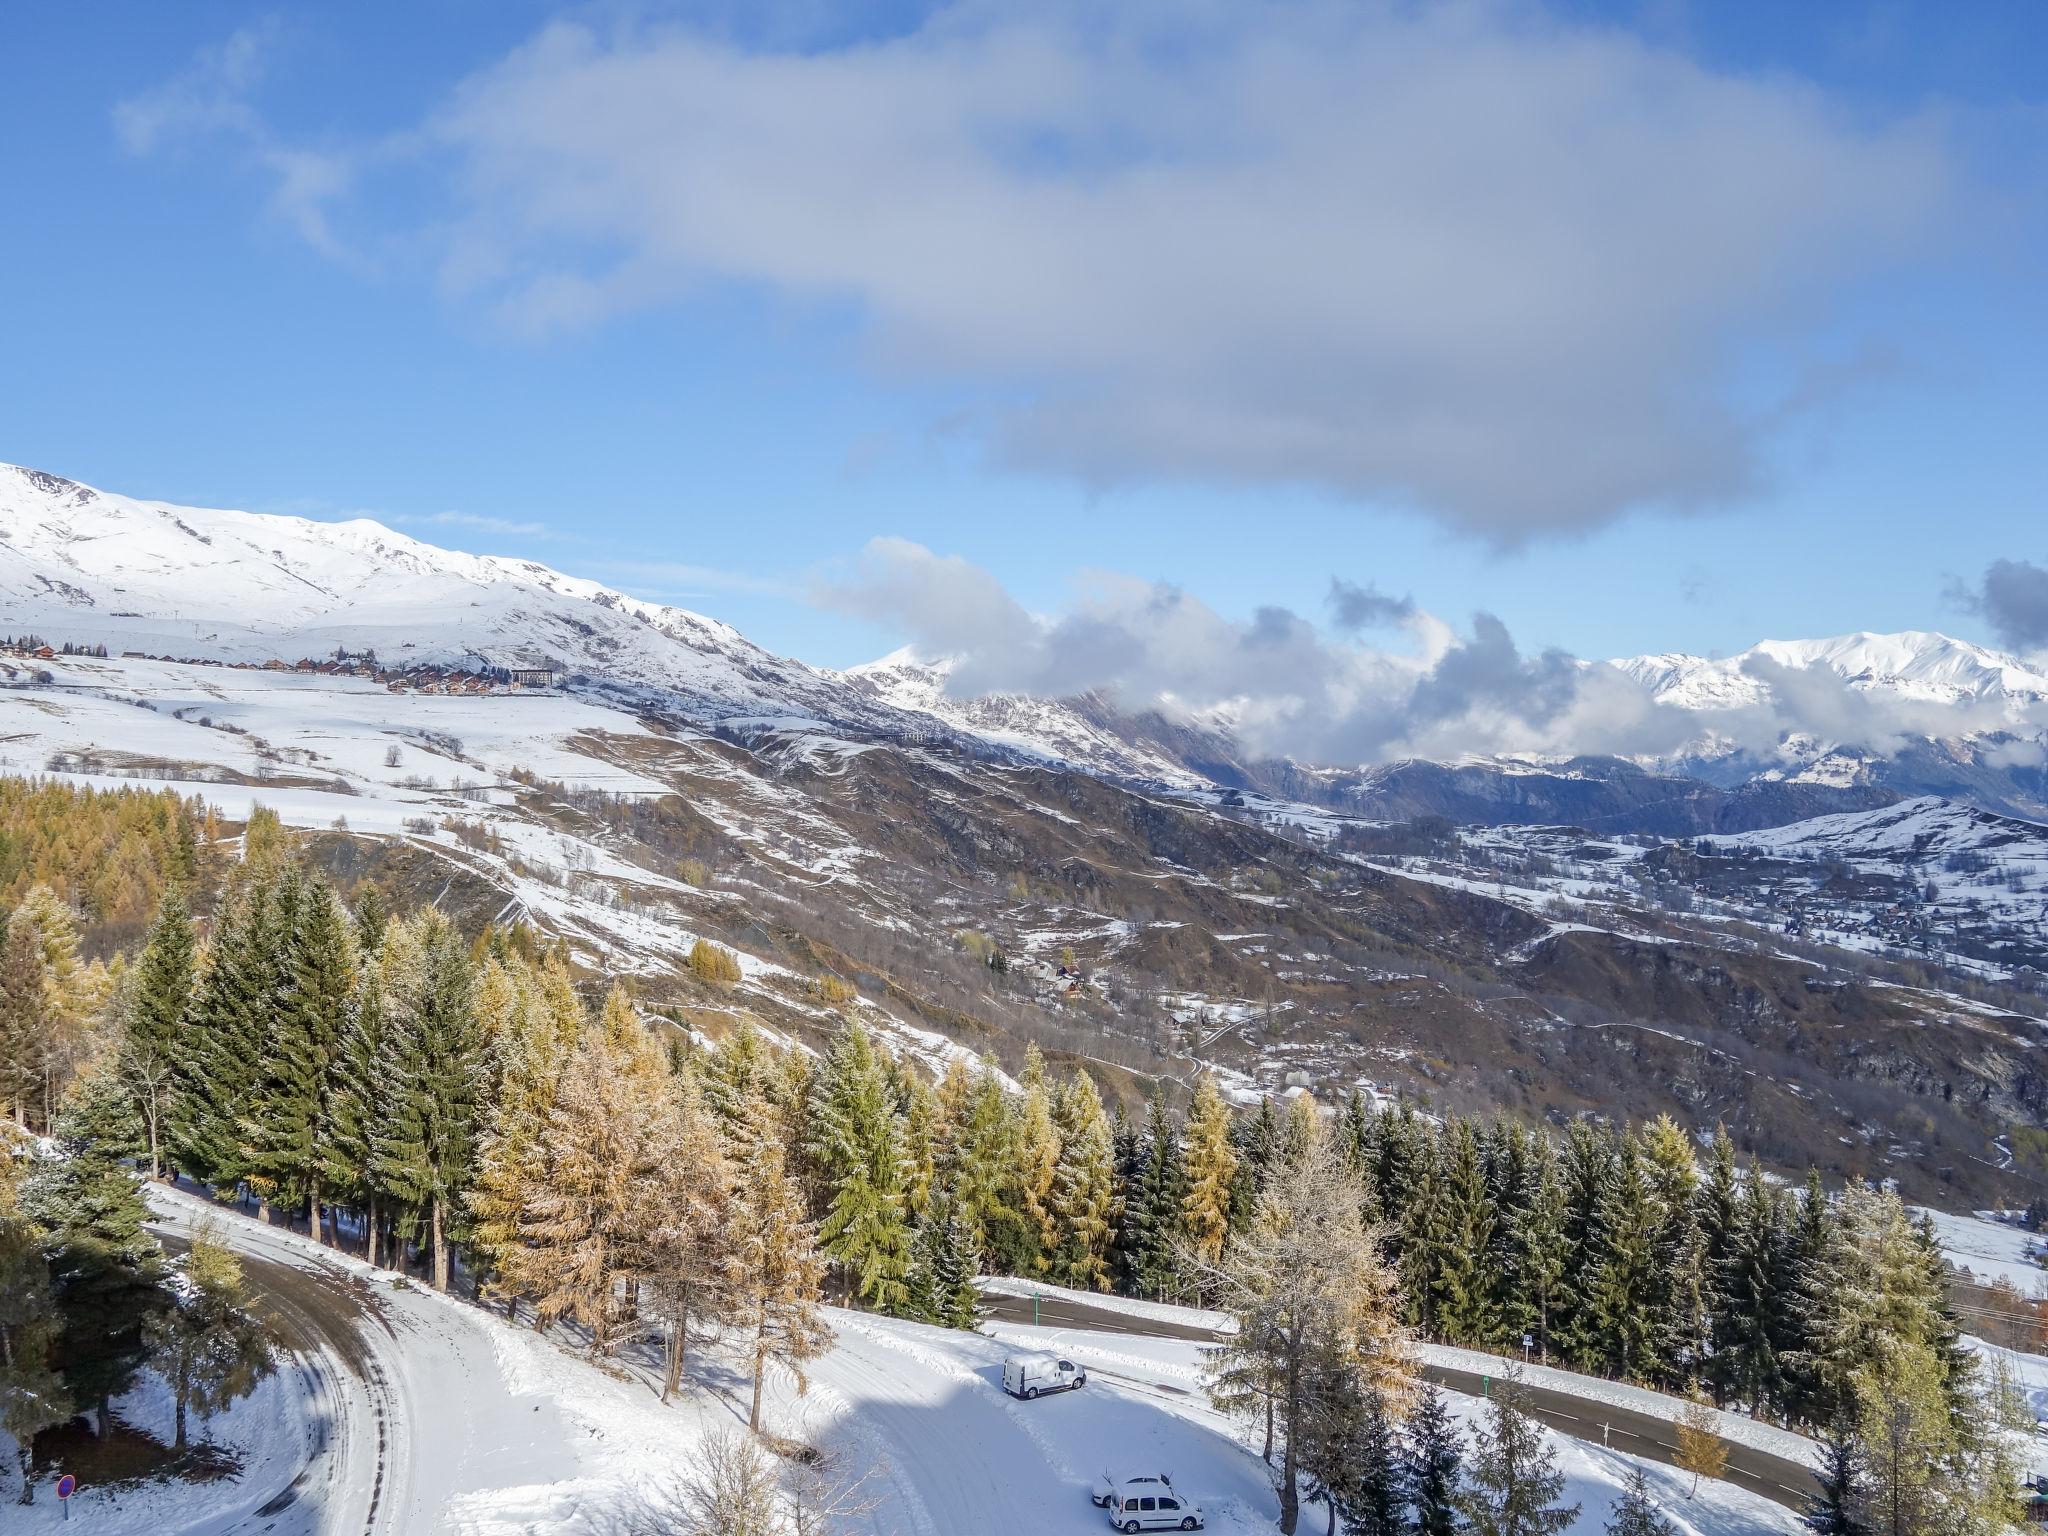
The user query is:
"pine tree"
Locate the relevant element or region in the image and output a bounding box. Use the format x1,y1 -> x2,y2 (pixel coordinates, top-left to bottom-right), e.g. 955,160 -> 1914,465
1802,1425 -> 1863,1535
1582,1133 -> 1659,1381
1457,1373 -> 1578,1536
321,936 -> 391,1266
1048,1070 -> 1118,1291
1314,1378 -> 1405,1536
728,1078 -> 832,1432
948,1059 -> 1021,1270
1515,1140 -> 1571,1365
25,1065 -> 166,1425
1715,1162 -> 1787,1414
170,878 -> 271,1186
1178,1074 -> 1238,1272
143,1229 -> 275,1450
1554,1118 -> 1612,1372
244,880 -> 357,1242
1603,1465 -> 1675,1536
1133,1088 -> 1188,1299
0,1155 -> 68,1505
807,1019 -> 912,1312
121,884 -> 194,1176
370,909 -> 482,1289
927,1191 -> 984,1329
900,1070 -> 939,1222
1403,1383 -> 1464,1536
1429,1118 -> 1500,1348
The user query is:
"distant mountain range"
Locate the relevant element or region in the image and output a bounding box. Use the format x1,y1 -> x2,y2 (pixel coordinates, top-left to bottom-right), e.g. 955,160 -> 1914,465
5,460 -> 2045,831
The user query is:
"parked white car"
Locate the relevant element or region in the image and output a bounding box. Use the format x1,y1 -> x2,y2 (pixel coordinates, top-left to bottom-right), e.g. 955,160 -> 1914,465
1003,1352 -> 1086,1399
1093,1472 -> 1203,1532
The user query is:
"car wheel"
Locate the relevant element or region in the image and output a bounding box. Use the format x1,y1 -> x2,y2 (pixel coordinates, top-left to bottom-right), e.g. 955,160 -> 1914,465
1025,1386 -> 1039,1399
1122,1522 -> 1140,1534
1182,1520 -> 1198,1531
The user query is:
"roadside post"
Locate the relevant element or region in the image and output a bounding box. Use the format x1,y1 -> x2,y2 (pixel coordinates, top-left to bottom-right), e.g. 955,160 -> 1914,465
1033,1291 -> 1042,1327
1522,1333 -> 1533,1365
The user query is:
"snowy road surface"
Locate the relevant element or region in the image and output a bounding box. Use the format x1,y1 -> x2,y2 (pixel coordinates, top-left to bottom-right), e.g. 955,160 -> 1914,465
147,1188 -> 581,1535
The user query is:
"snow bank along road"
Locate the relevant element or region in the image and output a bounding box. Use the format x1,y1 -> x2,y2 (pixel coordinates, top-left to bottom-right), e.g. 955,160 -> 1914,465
146,1186 -> 580,1535
977,1288 -> 1824,1510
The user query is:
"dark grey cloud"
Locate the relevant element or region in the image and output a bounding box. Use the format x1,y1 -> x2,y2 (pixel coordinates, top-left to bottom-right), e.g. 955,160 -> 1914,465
1953,558 -> 2048,654
1326,579 -> 1415,633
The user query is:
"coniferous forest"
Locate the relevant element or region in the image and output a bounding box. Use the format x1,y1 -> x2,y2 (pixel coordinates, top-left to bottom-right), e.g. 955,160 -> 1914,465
0,783 -> 2027,1527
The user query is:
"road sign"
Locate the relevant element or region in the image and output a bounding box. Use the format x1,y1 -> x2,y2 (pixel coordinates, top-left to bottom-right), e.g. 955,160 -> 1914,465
55,1475 -> 76,1499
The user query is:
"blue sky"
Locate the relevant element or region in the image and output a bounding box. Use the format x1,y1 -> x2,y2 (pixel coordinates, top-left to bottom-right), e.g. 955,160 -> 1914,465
2,0 -> 2044,674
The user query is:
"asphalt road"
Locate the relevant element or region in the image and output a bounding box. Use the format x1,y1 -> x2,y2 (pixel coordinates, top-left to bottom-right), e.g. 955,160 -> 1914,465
979,1292 -> 1824,1511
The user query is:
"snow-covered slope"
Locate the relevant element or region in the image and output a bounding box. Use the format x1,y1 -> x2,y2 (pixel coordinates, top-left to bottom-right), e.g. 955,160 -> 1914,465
0,462 -> 880,728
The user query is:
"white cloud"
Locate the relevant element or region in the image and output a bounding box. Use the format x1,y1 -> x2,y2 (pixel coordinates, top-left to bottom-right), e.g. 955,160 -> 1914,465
412,1 -> 1958,537
819,537 -> 2047,765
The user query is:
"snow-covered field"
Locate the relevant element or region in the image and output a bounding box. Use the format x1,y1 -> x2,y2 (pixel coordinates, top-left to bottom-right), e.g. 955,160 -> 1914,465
1919,1205 -> 2046,1289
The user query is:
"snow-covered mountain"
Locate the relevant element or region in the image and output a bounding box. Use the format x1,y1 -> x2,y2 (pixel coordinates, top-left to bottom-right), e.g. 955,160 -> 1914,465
0,463 -> 887,729
1615,631 -> 2048,715
6,459 -> 2046,823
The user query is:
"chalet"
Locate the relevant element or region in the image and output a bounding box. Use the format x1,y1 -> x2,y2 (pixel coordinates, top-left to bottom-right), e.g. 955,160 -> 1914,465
509,665 -> 561,690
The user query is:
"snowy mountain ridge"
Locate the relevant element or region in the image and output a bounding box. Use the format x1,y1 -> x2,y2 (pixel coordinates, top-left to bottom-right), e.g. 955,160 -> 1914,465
6,460 -> 2047,820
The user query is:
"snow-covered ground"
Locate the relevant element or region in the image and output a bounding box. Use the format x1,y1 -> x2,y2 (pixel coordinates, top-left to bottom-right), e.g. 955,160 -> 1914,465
979,1322 -> 1805,1535
1919,1205 -> 2046,1289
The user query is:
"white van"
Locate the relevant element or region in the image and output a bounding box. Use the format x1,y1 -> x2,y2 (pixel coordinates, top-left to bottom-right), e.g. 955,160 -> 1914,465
1093,1472 -> 1203,1532
1003,1352 -> 1086,1399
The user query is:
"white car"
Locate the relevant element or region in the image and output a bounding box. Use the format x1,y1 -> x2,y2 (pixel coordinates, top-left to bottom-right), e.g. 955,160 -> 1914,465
1004,1352 -> 1086,1399
1093,1472 -> 1203,1532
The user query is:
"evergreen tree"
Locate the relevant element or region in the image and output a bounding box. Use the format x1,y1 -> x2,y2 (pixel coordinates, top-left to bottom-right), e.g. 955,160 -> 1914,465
1132,1088 -> 1188,1299
321,938 -> 392,1266
900,1069 -> 939,1222
1802,1425 -> 1863,1536
1715,1162 -> 1788,1415
121,884 -> 195,1176
170,878 -> 272,1186
0,1155 -> 68,1504
1403,1383 -> 1464,1536
1554,1118 -> 1612,1372
244,880 -> 357,1241
1603,1465 -> 1675,1536
1048,1070 -> 1118,1291
807,1019 -> 912,1312
1582,1134 -> 1659,1381
1181,1073 -> 1238,1267
1428,1118 -> 1500,1348
931,1192 -> 984,1329
370,909 -> 482,1289
25,1065 -> 166,1424
950,1060 -> 1024,1270
1315,1378 -> 1405,1536
1457,1373 -> 1578,1536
